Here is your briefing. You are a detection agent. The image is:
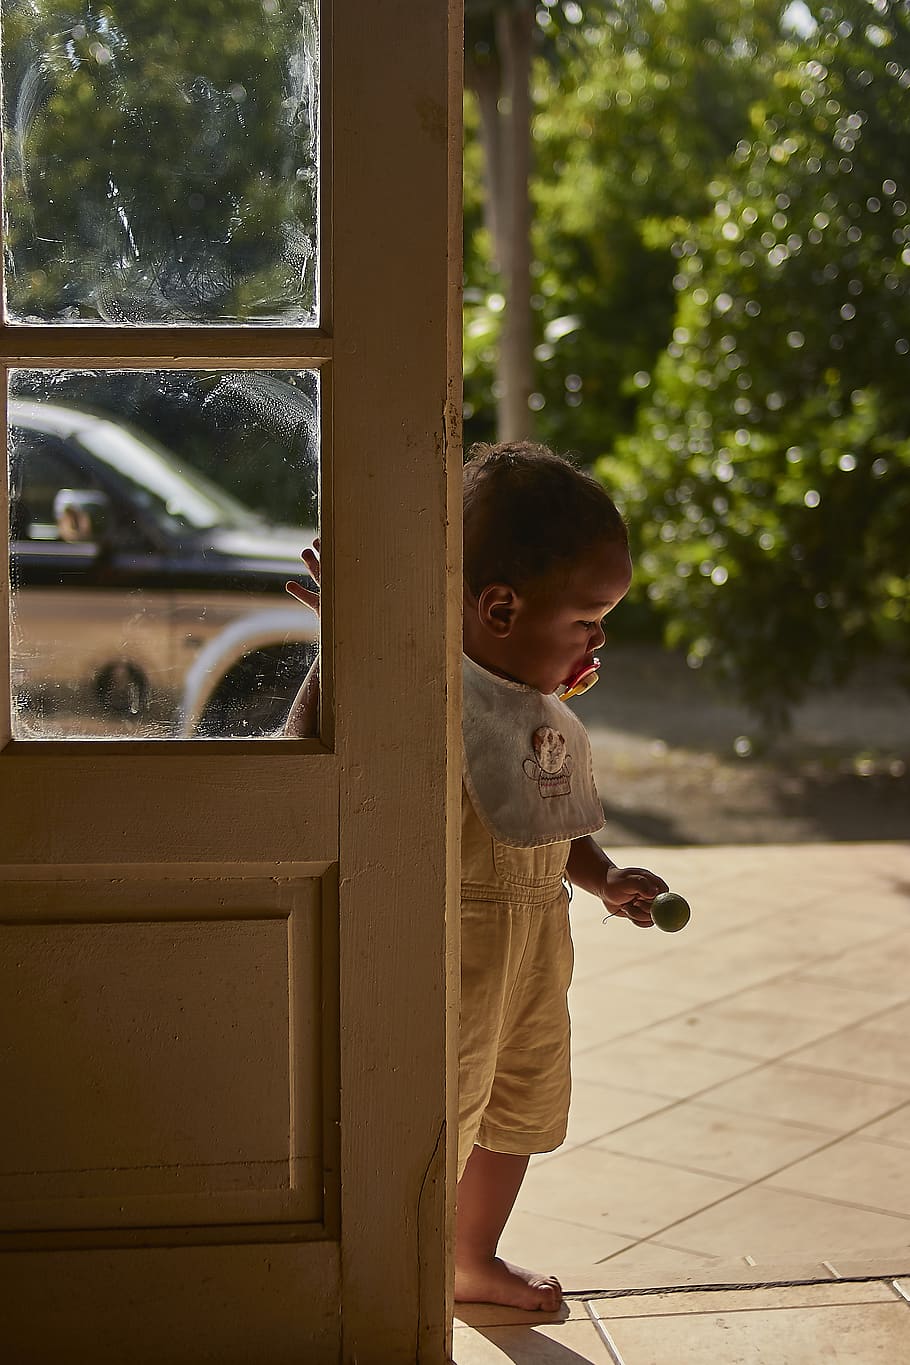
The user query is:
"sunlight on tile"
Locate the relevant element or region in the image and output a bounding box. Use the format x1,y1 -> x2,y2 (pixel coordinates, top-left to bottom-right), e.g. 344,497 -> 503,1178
594,1100 -> 832,1182
783,1027 -> 910,1088
600,1301 -> 910,1365
516,1145 -> 738,1240
496,1208 -> 634,1269
573,1034 -> 756,1098
699,1061 -> 910,1130
589,1280 -> 896,1318
658,1185 -> 910,1261
857,1103 -> 910,1147
452,1319 -> 612,1363
769,1136 -> 910,1218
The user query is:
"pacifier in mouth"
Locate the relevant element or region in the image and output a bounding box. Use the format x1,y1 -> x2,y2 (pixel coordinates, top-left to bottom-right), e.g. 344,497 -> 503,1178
559,657 -> 600,701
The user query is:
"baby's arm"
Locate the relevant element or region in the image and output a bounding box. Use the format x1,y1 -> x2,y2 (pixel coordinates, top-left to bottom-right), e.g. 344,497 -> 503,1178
284,540 -> 321,737
284,654 -> 319,737
566,835 -> 668,929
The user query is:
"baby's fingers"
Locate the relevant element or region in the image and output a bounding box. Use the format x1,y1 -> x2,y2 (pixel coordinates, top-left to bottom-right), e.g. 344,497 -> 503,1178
301,544 -> 321,583
285,581 -> 320,615
623,868 -> 669,899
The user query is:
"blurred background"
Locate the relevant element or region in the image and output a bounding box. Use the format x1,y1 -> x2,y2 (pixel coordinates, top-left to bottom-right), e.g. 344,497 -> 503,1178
3,0 -> 908,810
463,0 -> 909,842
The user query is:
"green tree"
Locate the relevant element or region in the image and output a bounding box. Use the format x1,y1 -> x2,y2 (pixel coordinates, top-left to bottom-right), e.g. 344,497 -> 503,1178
464,0 -> 787,453
608,0 -> 910,724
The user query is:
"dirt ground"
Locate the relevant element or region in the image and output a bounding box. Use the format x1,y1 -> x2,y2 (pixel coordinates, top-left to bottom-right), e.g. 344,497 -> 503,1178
571,644 -> 909,847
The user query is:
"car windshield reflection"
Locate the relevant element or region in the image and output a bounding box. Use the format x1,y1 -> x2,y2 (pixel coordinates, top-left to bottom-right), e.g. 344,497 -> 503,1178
78,420 -> 264,535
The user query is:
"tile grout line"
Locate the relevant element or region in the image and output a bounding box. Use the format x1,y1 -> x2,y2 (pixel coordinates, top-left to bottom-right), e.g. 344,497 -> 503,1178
582,1089 -> 910,1200
591,1089 -> 910,1264
583,1299 -> 626,1364
548,1082 -> 910,1228
571,954 -> 910,1102
576,980 -> 910,1077
569,1271 -> 910,1302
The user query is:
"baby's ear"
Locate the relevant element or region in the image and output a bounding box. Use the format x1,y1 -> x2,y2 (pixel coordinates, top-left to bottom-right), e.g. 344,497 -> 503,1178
477,583 -> 519,636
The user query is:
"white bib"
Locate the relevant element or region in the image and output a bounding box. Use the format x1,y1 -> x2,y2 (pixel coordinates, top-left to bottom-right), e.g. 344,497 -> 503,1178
462,654 -> 605,849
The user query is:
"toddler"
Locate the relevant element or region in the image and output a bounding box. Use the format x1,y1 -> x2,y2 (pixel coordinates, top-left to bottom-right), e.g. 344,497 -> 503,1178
455,441 -> 666,1311
284,444 -> 668,1313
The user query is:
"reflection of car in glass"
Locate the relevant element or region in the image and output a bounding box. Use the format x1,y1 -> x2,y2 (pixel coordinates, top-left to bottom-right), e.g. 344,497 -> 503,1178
178,608 -> 317,738
8,399 -> 317,735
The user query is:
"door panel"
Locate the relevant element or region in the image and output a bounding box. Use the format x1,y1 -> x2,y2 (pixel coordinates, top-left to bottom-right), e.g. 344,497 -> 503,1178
4,1244 -> 341,1365
0,875 -> 332,1236
1,2 -> 461,1363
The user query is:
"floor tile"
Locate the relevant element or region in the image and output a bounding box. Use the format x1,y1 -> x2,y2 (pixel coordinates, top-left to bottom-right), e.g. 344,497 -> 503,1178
496,1208 -> 634,1271
658,1185 -> 910,1261
452,1319 -> 611,1363
642,1005 -> 840,1061
751,908 -> 904,955
515,1145 -> 738,1240
804,931 -> 910,993
594,1246 -> 896,1288
604,936 -> 814,1003
858,1103 -> 910,1147
601,1301 -> 910,1365
588,1239 -> 728,1284
589,1279 -> 897,1317
706,973 -> 906,1024
783,1026 -> 910,1088
455,1300 -> 589,1328
594,1101 -> 832,1182
865,1001 -> 910,1034
700,1061 -> 910,1130
559,1078 -> 672,1147
567,978 -> 692,1049
824,1251 -> 910,1278
769,1136 -> 910,1218
572,1034 -> 756,1099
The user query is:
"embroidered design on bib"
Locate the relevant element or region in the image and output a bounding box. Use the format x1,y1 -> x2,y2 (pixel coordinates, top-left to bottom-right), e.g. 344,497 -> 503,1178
522,725 -> 574,798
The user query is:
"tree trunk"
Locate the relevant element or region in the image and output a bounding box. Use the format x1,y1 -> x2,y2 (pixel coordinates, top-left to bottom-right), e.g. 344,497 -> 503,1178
468,2 -> 534,443
466,54 -> 505,270
495,2 -> 534,442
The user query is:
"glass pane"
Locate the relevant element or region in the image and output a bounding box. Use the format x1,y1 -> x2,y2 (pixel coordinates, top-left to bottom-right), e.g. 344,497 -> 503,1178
8,369 -> 320,738
2,1 -> 319,325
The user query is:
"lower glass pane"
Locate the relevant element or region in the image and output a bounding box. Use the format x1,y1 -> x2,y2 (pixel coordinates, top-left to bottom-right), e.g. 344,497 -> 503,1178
8,369 -> 320,740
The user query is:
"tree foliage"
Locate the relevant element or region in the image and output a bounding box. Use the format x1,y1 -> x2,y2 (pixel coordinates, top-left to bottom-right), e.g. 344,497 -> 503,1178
608,0 -> 910,723
465,0 -> 910,720
3,0 -> 318,323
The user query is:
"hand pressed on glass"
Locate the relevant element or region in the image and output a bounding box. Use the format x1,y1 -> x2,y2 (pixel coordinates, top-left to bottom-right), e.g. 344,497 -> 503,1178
283,538 -> 321,737
286,537 -> 321,616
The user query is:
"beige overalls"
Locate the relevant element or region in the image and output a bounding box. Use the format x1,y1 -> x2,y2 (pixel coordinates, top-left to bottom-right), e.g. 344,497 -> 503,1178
458,656 -> 605,1180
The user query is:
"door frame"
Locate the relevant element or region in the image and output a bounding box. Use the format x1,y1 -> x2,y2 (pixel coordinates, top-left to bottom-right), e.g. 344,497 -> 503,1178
0,1 -> 463,1359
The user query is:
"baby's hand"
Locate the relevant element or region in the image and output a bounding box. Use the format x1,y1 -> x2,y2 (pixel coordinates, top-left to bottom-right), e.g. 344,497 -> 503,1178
602,865 -> 669,929
286,536 -> 321,616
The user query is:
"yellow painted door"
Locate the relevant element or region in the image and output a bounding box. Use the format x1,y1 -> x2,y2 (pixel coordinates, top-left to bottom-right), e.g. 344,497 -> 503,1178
0,2 -> 462,1361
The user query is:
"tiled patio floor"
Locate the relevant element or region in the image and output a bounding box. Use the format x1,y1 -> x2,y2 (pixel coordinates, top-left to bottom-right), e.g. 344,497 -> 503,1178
454,1276 -> 910,1364
454,840 -> 910,1363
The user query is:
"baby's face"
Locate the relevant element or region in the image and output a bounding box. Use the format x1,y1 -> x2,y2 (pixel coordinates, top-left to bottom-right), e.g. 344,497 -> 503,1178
486,539 -> 633,696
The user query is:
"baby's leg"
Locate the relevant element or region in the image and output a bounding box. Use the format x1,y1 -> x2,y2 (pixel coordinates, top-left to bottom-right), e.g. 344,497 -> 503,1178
455,1145 -> 562,1311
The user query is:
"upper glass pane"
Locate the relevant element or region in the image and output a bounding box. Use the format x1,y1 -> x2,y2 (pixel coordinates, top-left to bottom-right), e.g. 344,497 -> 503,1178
2,1 -> 319,326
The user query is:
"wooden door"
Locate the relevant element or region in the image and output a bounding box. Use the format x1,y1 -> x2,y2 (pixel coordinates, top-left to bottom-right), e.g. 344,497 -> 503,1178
0,2 -> 462,1361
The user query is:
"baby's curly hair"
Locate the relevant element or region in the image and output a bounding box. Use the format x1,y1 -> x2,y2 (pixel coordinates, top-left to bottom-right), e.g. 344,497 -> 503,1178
463,441 -> 627,596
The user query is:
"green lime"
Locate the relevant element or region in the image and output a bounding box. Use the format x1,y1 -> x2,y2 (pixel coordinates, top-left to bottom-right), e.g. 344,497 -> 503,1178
651,891 -> 691,933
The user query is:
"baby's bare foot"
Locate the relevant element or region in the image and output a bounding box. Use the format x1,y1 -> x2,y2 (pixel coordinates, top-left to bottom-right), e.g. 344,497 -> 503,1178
455,1255 -> 562,1311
